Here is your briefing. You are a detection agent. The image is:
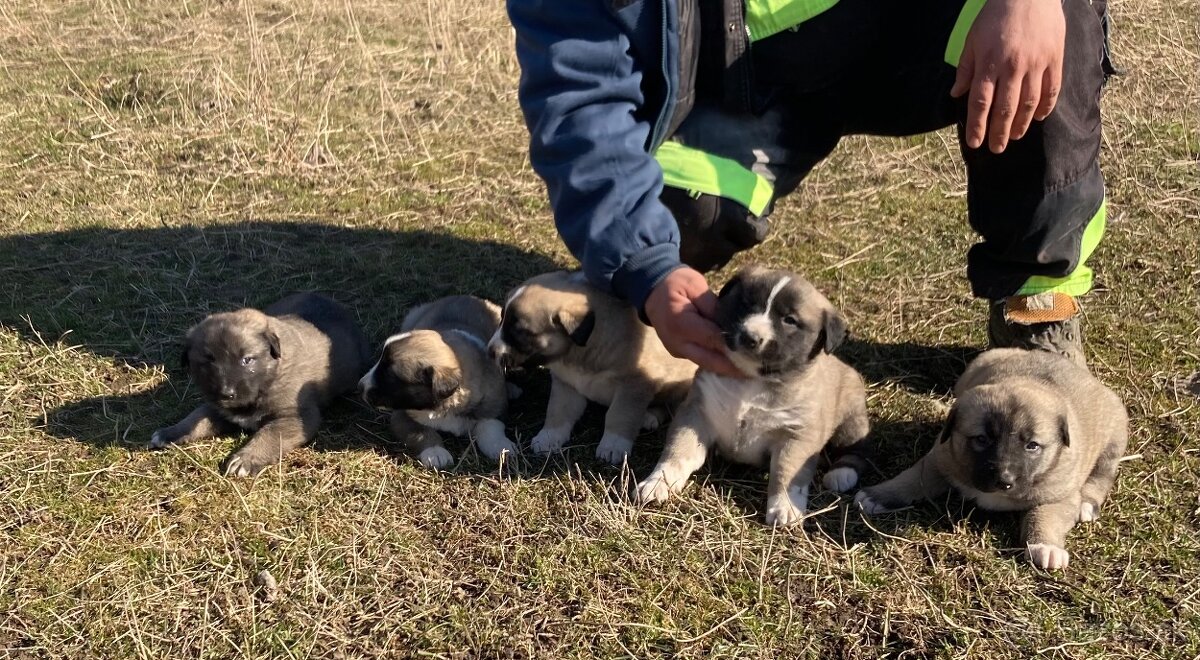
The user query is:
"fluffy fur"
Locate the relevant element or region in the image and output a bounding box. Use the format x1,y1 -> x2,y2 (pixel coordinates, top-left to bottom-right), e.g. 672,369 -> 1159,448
855,348 -> 1129,570
360,295 -> 514,470
487,271 -> 696,464
150,293 -> 371,477
636,266 -> 871,526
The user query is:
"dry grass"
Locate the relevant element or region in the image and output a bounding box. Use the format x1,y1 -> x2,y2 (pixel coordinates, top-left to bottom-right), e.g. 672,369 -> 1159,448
0,0 -> 1197,658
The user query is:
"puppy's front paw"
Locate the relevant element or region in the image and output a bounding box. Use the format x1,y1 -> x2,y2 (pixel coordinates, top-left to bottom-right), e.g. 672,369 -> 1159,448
418,446 -> 454,470
529,426 -> 569,454
1026,543 -> 1070,571
764,486 -> 809,527
479,436 -> 518,462
596,433 -> 633,464
636,469 -> 681,504
1079,501 -> 1100,523
148,428 -> 174,449
222,451 -> 271,478
853,489 -> 894,515
822,466 -> 859,493
640,408 -> 667,432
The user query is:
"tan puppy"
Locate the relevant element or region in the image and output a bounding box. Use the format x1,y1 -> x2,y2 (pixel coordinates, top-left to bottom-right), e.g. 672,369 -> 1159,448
487,271 -> 697,464
637,266 -> 871,526
359,295 -> 515,469
855,348 -> 1129,570
150,293 -> 371,477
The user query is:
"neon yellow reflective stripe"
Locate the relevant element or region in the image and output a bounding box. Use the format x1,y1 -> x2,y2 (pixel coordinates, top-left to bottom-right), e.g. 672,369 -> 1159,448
945,0 -> 987,66
1017,199 -> 1107,297
655,141 -> 774,216
745,0 -> 839,42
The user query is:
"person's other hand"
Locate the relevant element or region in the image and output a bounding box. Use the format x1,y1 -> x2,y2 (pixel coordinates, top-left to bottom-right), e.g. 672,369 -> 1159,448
644,267 -> 743,377
951,0 -> 1065,154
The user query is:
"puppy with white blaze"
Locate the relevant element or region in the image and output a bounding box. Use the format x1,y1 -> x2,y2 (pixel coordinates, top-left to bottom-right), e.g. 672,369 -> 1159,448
487,271 -> 697,464
637,266 -> 871,527
855,348 -> 1129,571
359,295 -> 517,470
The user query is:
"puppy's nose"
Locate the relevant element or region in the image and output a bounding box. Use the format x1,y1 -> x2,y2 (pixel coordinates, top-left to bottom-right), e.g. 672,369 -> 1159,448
219,387 -> 237,400
488,340 -> 509,366
997,471 -> 1016,490
736,329 -> 763,351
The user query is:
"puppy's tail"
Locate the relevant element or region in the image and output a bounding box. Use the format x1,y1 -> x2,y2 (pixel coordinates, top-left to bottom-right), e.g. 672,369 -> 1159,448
822,415 -> 872,492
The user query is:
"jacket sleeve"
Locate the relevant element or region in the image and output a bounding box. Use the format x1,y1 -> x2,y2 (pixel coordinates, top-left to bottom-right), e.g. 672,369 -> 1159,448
508,0 -> 683,313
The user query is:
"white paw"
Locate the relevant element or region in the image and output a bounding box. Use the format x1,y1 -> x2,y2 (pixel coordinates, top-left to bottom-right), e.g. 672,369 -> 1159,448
764,486 -> 809,527
636,469 -> 681,504
640,409 -> 666,431
1079,501 -> 1100,523
1027,543 -> 1070,571
149,430 -> 171,449
529,426 -> 570,454
595,433 -> 633,464
418,446 -> 454,470
822,466 -> 859,493
854,489 -> 892,516
506,383 -> 523,400
479,436 -> 518,461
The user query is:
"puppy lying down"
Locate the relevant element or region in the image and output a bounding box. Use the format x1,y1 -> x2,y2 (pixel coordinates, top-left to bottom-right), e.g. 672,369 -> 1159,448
359,295 -> 516,469
150,292 -> 371,477
856,348 -> 1128,570
637,266 -> 871,526
488,270 -> 697,464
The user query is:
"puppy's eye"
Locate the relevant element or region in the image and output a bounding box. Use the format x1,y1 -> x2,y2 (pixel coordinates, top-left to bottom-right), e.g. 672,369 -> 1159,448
969,435 -> 990,449
782,315 -> 799,327
1025,441 -> 1041,452
240,356 -> 256,367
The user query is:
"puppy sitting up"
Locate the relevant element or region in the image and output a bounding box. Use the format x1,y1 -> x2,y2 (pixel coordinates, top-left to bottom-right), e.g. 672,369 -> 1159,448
487,271 -> 697,464
359,295 -> 516,470
150,293 -> 371,477
855,348 -> 1128,571
637,266 -> 871,527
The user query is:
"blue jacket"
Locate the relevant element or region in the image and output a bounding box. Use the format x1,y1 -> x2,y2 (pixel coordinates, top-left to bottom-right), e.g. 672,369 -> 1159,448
508,0 -> 686,313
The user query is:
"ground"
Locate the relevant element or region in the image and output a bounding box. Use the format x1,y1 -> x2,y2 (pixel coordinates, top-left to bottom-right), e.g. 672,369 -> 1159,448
0,1 -> 1197,658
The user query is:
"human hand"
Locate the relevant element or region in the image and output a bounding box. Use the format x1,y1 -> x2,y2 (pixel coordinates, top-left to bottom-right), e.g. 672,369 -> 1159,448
951,0 -> 1065,154
644,267 -> 743,377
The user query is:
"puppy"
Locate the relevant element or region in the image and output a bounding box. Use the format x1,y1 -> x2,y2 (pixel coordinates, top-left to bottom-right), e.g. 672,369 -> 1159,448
487,271 -> 697,464
150,293 -> 371,477
636,266 -> 870,527
855,348 -> 1129,571
359,295 -> 516,470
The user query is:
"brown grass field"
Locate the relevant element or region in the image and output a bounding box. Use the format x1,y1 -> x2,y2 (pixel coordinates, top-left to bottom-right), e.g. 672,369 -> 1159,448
0,0 -> 1197,657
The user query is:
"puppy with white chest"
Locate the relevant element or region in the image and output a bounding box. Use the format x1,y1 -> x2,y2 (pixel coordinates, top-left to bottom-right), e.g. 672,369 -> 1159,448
855,348 -> 1128,570
637,266 -> 871,527
487,271 -> 697,464
150,292 -> 371,477
359,295 -> 516,470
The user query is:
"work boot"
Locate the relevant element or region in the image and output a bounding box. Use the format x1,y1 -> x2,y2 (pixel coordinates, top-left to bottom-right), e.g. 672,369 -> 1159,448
987,292 -> 1086,368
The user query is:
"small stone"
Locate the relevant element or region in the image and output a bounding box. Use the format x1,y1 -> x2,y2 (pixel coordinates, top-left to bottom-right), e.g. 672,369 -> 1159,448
252,569 -> 279,602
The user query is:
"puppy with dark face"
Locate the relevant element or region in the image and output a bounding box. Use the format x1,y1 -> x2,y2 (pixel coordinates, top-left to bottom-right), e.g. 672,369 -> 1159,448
487,271 -> 697,464
359,295 -> 515,469
150,293 -> 371,477
637,266 -> 871,527
855,348 -> 1129,571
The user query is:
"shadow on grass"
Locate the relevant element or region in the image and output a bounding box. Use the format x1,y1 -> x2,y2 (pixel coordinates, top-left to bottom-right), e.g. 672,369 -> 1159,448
1,222 -> 561,465
841,338 -> 980,396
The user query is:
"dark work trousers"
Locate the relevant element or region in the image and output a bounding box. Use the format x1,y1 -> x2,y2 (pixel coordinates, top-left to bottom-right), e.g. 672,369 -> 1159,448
662,0 -> 1111,300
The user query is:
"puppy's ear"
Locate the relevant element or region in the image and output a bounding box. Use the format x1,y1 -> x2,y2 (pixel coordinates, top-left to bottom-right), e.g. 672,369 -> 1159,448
717,272 -> 744,299
938,407 -> 958,444
822,310 -> 847,353
424,365 -> 460,400
1057,414 -> 1071,447
263,325 -> 282,359
554,310 -> 596,346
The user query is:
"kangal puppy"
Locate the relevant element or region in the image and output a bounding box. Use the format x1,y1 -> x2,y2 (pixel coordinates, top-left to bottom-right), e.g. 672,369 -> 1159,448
150,293 -> 371,477
359,295 -> 516,470
856,348 -> 1129,571
637,266 -> 871,526
487,271 -> 697,464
